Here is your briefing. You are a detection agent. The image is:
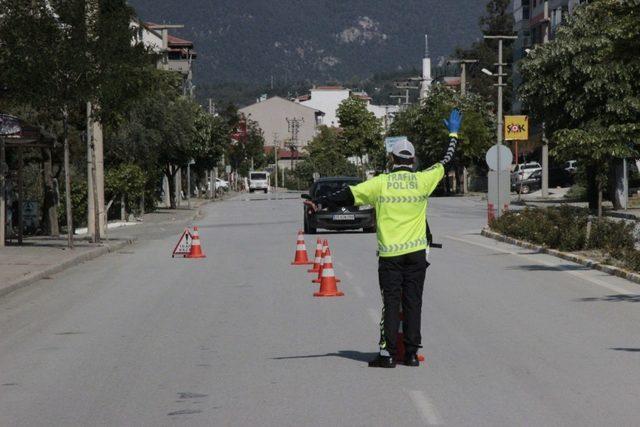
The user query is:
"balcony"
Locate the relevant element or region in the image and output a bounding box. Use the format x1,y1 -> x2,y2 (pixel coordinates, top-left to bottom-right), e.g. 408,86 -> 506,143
166,59 -> 191,75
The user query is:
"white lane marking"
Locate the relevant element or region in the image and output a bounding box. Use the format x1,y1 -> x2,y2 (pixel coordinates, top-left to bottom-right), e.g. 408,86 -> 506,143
446,235 -> 631,294
408,390 -> 442,425
354,285 -> 365,298
367,307 -> 380,324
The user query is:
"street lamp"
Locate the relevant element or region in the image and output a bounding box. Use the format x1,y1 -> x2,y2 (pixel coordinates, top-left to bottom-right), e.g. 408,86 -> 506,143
483,35 -> 518,218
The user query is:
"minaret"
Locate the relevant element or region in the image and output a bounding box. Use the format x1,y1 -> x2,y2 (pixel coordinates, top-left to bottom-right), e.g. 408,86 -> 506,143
420,35 -> 433,99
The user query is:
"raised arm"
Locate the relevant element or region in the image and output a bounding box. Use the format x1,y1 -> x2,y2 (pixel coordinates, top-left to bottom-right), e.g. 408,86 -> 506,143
439,108 -> 462,166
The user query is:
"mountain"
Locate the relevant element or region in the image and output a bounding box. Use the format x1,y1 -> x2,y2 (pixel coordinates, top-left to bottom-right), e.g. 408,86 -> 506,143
128,0 -> 487,86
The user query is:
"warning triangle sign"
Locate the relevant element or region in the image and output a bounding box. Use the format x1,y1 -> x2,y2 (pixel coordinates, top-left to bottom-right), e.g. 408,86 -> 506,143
172,228 -> 193,258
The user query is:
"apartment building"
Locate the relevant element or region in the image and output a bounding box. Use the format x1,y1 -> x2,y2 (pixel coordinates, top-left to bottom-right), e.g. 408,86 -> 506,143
512,0 -> 590,113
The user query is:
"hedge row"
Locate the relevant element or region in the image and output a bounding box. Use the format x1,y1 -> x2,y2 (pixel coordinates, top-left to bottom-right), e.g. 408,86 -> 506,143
490,206 -> 640,271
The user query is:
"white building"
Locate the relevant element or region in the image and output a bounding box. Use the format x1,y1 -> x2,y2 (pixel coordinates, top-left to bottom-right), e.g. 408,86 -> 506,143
351,92 -> 400,131
298,86 -> 398,130
131,19 -> 164,52
299,86 -> 350,127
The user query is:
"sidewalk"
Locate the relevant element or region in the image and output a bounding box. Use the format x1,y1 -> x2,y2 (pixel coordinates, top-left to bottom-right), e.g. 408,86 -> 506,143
0,197 -> 215,297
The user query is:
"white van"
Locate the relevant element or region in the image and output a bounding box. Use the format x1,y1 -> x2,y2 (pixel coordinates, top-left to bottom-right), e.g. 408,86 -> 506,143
249,171 -> 270,193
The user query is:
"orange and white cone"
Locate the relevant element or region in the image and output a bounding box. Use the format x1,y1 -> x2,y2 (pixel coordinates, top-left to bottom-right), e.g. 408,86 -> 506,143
186,226 -> 206,259
291,230 -> 312,265
308,239 -> 324,273
395,303 -> 425,364
313,248 -> 344,297
312,240 -> 338,284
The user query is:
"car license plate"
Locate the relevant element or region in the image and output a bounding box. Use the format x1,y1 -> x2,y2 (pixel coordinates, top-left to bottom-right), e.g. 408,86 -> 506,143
333,214 -> 355,221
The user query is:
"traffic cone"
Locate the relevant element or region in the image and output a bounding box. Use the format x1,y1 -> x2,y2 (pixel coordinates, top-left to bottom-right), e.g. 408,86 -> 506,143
291,230 -> 313,265
395,302 -> 425,364
308,239 -> 324,272
312,240 -> 339,284
313,248 -> 344,297
186,226 -> 206,259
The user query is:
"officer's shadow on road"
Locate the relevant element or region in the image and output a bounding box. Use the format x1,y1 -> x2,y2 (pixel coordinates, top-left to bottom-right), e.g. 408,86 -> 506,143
270,350 -> 377,363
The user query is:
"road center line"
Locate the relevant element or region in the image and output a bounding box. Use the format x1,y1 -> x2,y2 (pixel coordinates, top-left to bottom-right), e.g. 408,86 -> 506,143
407,390 -> 442,425
445,234 -> 631,294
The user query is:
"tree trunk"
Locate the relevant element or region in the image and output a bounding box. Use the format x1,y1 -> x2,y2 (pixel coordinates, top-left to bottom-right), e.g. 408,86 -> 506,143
598,188 -> 603,218
165,165 -> 177,209
610,159 -> 626,210
120,193 -> 126,221
41,148 -> 60,236
586,165 -> 598,211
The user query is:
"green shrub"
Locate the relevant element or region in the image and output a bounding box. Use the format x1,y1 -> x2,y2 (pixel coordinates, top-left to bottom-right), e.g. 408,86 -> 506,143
57,180 -> 88,230
492,206 -> 640,272
619,249 -> 640,272
492,206 -> 589,251
586,219 -> 635,252
565,184 -> 587,201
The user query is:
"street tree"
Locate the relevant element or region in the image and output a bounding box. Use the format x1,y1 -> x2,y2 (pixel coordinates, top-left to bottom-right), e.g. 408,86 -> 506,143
336,97 -> 384,174
389,85 -> 494,191
0,0 -> 156,240
227,118 -> 266,177
293,126 -> 358,186
519,0 -> 640,214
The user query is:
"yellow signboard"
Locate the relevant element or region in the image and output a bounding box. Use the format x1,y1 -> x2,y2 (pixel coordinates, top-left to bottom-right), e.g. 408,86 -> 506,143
504,115 -> 529,141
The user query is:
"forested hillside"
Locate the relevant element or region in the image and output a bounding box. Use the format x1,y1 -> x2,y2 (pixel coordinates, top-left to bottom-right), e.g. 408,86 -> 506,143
129,0 -> 486,85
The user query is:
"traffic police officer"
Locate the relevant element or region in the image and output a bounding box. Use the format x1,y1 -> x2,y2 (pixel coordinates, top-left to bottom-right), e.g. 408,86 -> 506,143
305,109 -> 462,368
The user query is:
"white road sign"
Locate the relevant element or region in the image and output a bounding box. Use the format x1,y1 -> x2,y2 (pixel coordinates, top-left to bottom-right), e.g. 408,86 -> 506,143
485,144 -> 513,171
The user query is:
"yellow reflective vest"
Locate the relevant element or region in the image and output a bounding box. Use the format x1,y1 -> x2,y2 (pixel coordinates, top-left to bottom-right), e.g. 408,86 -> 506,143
350,164 -> 444,257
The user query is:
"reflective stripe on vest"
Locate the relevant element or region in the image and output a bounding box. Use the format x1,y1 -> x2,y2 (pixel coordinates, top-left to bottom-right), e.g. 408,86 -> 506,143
377,195 -> 428,204
378,237 -> 428,255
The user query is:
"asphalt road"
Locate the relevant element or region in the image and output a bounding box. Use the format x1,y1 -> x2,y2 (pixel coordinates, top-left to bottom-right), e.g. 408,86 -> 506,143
1,193 -> 640,426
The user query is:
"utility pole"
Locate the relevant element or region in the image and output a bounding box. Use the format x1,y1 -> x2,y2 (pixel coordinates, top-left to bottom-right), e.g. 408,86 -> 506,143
86,102 -> 100,243
541,0 -> 550,198
187,159 -> 194,209
287,117 -> 302,170
273,133 -> 279,197
448,59 -> 479,96
448,58 -> 478,194
86,1 -> 105,241
484,35 -> 517,217
391,80 -> 419,109
63,108 -> 73,247
0,136 -> 5,248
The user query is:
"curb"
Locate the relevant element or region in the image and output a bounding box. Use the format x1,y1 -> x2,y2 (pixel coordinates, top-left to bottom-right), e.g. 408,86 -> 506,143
604,211 -> 640,221
0,238 -> 135,299
481,228 -> 640,286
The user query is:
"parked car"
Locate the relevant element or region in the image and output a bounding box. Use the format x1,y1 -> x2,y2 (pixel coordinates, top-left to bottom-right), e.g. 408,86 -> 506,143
512,162 -> 542,181
564,160 -> 577,173
302,177 -> 376,234
207,178 -> 229,191
513,170 -> 542,194
249,171 -> 269,193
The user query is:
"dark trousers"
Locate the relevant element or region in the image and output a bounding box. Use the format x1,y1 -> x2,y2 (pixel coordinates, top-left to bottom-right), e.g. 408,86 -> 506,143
378,249 -> 428,358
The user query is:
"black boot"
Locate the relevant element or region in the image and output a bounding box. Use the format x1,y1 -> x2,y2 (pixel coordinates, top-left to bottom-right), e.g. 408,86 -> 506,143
403,353 -> 420,367
368,354 -> 396,368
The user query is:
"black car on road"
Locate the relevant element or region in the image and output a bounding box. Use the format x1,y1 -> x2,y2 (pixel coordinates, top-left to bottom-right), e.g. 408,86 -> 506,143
302,177 -> 376,234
